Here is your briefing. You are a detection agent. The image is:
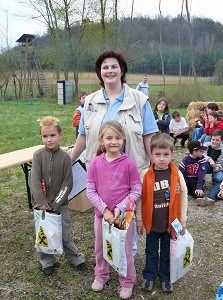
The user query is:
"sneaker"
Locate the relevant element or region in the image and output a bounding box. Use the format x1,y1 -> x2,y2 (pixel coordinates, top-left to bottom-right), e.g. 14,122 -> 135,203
119,287 -> 133,299
76,262 -> 87,271
91,279 -> 105,292
42,265 -> 55,275
196,197 -> 215,206
161,281 -> 173,294
142,279 -> 154,292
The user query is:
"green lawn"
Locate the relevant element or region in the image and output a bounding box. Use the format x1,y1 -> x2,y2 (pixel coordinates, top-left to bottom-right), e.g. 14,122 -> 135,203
0,97 -> 186,154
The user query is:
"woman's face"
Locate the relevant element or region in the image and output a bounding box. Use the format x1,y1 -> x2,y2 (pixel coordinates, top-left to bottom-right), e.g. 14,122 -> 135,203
100,57 -> 122,87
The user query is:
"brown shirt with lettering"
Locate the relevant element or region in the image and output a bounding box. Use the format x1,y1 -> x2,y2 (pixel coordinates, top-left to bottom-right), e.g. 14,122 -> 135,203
151,168 -> 170,233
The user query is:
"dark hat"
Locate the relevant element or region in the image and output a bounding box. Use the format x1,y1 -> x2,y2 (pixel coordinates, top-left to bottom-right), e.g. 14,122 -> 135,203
188,141 -> 207,153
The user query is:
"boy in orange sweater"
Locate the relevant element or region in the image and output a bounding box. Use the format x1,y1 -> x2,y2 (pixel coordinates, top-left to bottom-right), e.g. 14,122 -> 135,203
139,133 -> 188,294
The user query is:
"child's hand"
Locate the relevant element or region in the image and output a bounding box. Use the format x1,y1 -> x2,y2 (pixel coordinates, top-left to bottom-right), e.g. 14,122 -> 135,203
113,207 -> 121,221
195,189 -> 204,197
217,190 -> 223,199
38,204 -> 51,210
103,208 -> 114,224
209,160 -> 216,168
180,227 -> 186,235
213,166 -> 220,172
136,220 -> 143,235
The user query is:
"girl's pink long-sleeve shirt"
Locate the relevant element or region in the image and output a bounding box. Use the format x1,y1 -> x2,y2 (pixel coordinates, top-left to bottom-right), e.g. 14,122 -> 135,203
86,153 -> 142,217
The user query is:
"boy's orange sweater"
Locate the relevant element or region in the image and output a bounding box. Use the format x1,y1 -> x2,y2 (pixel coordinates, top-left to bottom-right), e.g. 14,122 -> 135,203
142,162 -> 182,234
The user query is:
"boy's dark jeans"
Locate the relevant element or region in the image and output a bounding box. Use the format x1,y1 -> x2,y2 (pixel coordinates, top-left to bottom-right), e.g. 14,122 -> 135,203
185,177 -> 204,199
170,132 -> 189,147
143,231 -> 171,282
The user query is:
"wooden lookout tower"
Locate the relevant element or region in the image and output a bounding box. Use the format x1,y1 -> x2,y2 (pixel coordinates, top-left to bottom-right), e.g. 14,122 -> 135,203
16,34 -> 50,97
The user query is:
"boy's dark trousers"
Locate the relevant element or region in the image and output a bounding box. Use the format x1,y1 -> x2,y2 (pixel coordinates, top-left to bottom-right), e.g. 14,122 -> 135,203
185,177 -> 203,199
170,132 -> 189,147
143,231 -> 171,282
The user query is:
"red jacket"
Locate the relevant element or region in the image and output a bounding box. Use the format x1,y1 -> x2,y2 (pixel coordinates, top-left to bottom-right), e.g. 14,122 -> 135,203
204,121 -> 223,136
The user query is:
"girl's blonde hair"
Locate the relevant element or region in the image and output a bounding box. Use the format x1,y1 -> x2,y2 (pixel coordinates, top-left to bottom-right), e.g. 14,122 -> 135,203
39,116 -> 62,134
96,121 -> 126,156
150,133 -> 174,153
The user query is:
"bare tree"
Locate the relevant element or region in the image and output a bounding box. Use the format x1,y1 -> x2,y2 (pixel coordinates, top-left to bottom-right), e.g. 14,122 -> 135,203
185,0 -> 201,99
158,0 -> 166,97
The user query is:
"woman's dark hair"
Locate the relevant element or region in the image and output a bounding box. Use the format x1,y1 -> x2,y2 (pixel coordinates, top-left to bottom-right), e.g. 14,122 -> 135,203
154,98 -> 169,113
95,50 -> 128,87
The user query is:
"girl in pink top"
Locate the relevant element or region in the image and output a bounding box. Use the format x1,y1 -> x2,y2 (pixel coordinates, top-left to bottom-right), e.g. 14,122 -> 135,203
87,120 -> 142,300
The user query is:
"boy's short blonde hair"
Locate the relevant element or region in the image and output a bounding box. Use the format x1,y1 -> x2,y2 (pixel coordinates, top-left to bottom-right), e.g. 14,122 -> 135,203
150,133 -> 174,152
39,116 -> 62,133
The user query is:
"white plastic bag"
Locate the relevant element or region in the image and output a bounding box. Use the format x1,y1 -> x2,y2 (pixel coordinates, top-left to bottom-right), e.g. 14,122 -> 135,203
34,208 -> 63,255
102,218 -> 127,277
170,229 -> 194,283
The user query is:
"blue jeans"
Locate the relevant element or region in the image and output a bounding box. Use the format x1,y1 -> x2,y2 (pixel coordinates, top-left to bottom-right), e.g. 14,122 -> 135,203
208,182 -> 221,200
143,231 -> 171,282
199,134 -> 211,143
206,163 -> 223,183
192,127 -> 204,141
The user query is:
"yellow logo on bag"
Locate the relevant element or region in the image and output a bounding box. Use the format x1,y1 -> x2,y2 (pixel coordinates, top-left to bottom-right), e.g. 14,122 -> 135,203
183,246 -> 191,268
38,226 -> 48,247
106,240 -> 112,260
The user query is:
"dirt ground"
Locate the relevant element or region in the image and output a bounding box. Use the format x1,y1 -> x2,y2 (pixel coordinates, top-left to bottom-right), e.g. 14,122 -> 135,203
0,144 -> 223,300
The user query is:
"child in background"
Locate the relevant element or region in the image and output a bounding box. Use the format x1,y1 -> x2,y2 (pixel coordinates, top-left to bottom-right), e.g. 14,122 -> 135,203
153,98 -> 171,134
203,129 -> 223,183
192,102 -> 218,141
179,141 -> 215,206
191,106 -> 206,141
86,121 -> 141,300
207,180 -> 223,202
169,111 -> 189,148
139,133 -> 188,294
29,116 -> 87,275
72,91 -> 87,138
200,111 -> 223,143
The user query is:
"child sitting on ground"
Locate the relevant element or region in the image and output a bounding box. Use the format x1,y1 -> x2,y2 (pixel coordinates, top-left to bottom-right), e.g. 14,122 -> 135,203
203,129 -> 223,184
169,111 -> 189,148
179,141 -> 215,206
199,111 -> 223,143
153,98 -> 171,134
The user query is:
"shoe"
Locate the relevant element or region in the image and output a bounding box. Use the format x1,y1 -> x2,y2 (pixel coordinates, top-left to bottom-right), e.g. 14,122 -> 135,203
142,279 -> 154,292
91,279 -> 105,292
196,197 -> 215,206
161,281 -> 173,294
76,262 -> 87,271
42,265 -> 55,275
119,287 -> 133,299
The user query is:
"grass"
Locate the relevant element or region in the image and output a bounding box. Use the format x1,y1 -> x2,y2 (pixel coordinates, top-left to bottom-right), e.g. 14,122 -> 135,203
0,97 -> 187,154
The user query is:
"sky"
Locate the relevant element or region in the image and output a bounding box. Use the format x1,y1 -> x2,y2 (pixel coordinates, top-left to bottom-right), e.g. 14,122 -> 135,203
0,0 -> 223,49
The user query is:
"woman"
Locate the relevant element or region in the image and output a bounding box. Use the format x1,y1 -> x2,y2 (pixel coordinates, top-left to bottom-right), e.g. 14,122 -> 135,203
71,50 -> 158,170
70,51 -> 158,297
